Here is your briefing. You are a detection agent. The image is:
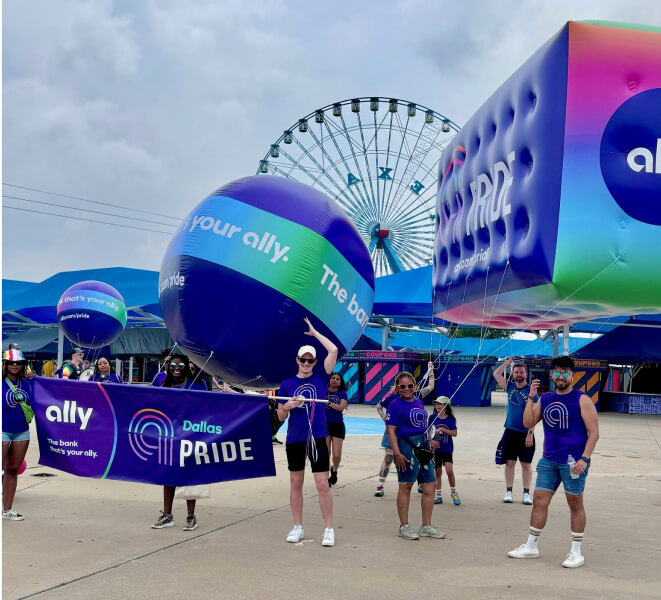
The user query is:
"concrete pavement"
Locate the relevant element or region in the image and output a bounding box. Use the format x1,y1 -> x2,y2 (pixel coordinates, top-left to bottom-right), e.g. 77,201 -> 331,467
3,405 -> 660,599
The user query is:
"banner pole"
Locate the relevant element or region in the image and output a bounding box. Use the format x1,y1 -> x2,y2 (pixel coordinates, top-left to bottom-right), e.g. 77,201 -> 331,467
270,395 -> 329,404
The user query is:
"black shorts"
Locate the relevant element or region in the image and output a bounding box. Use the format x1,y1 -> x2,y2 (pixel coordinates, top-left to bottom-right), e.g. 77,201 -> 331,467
434,451 -> 453,465
326,422 -> 346,440
286,438 -> 330,472
502,428 -> 535,463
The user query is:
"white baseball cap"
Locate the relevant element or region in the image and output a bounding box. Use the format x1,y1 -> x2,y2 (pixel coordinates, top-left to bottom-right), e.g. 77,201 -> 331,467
297,345 -> 317,359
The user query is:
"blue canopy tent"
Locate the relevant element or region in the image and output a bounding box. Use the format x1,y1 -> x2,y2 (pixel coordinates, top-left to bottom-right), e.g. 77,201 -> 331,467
363,327 -> 592,358
575,317 -> 661,363
2,268 -> 165,358
4,266 -> 659,359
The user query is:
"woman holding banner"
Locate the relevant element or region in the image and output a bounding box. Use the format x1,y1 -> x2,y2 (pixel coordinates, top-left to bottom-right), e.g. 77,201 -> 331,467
2,349 -> 33,521
151,353 -> 205,531
88,357 -> 123,384
277,318 -> 338,547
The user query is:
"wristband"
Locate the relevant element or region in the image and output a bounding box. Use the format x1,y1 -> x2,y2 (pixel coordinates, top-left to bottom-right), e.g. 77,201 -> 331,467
580,456 -> 591,464
527,395 -> 536,401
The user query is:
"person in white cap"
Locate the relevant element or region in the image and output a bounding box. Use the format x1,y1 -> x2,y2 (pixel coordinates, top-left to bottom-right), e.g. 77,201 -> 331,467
277,318 -> 338,547
428,396 -> 460,505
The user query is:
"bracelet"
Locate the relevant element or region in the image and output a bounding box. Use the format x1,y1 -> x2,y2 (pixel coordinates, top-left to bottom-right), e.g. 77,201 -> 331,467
527,396 -> 535,400
580,456 -> 591,463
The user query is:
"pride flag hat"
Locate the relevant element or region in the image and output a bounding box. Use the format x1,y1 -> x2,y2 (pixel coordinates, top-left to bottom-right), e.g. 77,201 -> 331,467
2,349 -> 26,362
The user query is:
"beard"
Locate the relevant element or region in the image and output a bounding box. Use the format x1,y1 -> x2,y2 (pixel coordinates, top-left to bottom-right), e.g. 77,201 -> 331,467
515,377 -> 525,383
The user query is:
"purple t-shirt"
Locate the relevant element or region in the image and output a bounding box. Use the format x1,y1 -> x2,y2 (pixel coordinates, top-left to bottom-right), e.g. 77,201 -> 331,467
152,372 -> 167,386
428,413 -> 456,453
89,373 -> 123,384
379,392 -> 398,410
325,390 -> 348,424
278,373 -> 330,443
2,377 -> 33,433
152,378 -> 204,391
386,396 -> 428,438
541,389 -> 588,462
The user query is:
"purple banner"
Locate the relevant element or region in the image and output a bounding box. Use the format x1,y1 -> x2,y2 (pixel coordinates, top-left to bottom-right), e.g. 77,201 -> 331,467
32,377 -> 275,485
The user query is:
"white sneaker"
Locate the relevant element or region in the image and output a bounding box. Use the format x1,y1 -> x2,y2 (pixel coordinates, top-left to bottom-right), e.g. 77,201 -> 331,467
286,524 -> 304,543
418,524 -> 445,539
503,491 -> 513,503
2,508 -> 24,521
507,543 -> 540,559
398,524 -> 420,540
562,551 -> 584,568
522,493 -> 533,505
321,528 -> 335,547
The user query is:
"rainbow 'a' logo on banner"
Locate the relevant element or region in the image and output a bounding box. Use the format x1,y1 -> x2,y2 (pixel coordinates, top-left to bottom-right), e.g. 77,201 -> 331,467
128,409 -> 175,466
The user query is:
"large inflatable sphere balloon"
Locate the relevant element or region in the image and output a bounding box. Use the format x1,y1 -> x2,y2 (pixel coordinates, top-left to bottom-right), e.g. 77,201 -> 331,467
57,281 -> 127,349
434,21 -> 661,329
159,175 -> 375,389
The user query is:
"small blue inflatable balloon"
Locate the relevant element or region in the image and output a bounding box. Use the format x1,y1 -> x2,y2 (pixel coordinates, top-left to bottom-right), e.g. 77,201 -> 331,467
159,175 -> 375,389
57,281 -> 127,349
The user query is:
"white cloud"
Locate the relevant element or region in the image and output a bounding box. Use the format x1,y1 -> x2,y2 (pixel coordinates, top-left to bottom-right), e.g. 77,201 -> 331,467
3,0 -> 660,281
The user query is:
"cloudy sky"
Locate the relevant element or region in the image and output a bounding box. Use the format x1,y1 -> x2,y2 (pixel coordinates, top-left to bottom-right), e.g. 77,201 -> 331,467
3,0 -> 660,283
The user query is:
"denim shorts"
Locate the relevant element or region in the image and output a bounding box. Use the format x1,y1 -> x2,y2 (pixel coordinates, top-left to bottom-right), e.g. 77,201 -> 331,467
396,434 -> 436,485
380,430 -> 391,450
2,430 -> 30,442
535,456 -> 589,495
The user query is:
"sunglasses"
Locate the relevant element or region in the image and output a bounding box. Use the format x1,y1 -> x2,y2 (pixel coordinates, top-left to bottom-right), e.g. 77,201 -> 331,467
398,383 -> 415,389
553,370 -> 572,379
298,357 -> 315,364
5,361 -> 23,366
171,362 -> 186,369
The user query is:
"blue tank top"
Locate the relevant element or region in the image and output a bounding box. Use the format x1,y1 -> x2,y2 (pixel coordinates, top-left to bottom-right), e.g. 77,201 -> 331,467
540,389 -> 588,462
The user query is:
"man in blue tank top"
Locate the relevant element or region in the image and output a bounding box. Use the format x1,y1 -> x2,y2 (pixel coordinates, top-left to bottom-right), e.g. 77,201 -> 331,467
493,357 -> 538,505
507,356 -> 599,569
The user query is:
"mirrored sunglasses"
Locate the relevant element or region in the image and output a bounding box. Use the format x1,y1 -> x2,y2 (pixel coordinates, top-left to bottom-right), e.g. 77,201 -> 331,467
553,370 -> 572,379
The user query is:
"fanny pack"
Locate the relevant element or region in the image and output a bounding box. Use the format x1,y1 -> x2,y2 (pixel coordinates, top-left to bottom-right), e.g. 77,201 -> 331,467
5,378 -> 34,425
402,437 -> 435,466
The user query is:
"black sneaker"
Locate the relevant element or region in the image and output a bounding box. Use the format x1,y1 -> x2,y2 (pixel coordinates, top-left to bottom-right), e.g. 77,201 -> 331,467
272,437 -> 283,445
328,467 -> 338,486
183,514 -> 198,531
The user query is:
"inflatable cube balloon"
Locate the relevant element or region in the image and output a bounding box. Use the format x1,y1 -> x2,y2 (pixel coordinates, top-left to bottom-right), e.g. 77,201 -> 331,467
57,281 -> 127,349
159,176 -> 375,389
434,21 -> 661,330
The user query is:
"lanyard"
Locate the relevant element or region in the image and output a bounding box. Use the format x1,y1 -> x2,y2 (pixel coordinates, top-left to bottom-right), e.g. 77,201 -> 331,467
5,377 -> 25,401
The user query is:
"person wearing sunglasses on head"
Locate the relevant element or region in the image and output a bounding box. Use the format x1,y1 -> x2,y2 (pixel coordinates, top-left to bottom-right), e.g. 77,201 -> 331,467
492,357 -> 539,505
385,370 -> 444,541
508,355 -> 599,569
2,349 -> 34,520
151,353 -> 205,532
277,317 -> 338,548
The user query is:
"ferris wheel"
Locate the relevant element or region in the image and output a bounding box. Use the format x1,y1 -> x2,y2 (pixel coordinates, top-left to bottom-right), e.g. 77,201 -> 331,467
257,97 -> 460,277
